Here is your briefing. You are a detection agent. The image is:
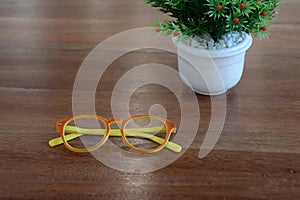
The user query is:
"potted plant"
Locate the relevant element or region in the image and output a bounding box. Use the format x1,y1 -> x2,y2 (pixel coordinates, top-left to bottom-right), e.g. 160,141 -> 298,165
144,0 -> 281,95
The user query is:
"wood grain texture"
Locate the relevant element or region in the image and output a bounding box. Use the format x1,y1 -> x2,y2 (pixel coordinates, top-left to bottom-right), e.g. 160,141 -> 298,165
0,0 -> 299,199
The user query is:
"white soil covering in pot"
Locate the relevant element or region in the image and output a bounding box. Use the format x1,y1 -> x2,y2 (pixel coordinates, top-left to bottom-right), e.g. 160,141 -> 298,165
183,31 -> 248,50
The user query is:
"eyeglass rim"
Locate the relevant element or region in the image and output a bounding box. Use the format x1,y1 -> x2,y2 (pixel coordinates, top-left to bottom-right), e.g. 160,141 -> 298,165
121,115 -> 173,153
57,114 -> 176,153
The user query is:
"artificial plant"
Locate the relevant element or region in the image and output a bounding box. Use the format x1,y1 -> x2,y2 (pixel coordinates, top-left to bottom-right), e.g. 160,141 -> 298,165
145,0 -> 281,41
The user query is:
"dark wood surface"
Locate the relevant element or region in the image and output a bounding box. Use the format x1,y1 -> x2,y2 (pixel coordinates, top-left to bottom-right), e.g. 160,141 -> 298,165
0,0 -> 299,199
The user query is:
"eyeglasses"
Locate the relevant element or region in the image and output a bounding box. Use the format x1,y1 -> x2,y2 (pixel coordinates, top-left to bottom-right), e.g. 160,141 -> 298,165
48,115 -> 182,153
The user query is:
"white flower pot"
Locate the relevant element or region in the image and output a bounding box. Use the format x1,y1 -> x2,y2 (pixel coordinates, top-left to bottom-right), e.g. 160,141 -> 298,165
172,34 -> 253,95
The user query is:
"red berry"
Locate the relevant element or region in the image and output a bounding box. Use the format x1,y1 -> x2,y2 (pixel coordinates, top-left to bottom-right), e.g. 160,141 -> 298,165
261,11 -> 267,17
261,26 -> 267,32
155,28 -> 161,33
255,0 -> 259,2
217,5 -> 222,11
240,3 -> 245,9
173,31 -> 180,37
233,18 -> 239,24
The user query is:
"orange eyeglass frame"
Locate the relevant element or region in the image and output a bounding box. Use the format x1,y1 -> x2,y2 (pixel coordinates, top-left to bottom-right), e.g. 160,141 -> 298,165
50,115 -> 182,153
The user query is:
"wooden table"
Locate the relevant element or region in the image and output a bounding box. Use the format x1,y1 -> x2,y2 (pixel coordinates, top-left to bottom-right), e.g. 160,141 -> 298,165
0,0 -> 299,199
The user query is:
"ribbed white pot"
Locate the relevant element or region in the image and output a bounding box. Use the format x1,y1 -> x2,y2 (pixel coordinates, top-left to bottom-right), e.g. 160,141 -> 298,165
172,34 -> 253,95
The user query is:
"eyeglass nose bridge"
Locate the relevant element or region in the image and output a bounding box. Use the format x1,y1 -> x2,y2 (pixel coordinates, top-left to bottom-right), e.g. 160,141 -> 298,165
107,118 -> 124,131
107,118 -> 123,125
